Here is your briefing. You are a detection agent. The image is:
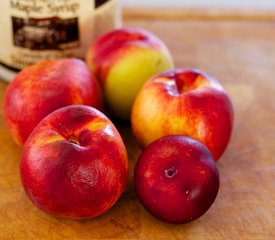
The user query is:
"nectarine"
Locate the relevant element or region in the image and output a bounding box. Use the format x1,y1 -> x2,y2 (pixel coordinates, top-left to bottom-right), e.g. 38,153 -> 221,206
4,58 -> 103,145
131,68 -> 233,160
20,105 -> 128,219
86,27 -> 174,120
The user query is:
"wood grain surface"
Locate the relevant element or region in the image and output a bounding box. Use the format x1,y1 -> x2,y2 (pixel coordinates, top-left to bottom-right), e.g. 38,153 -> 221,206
0,12 -> 275,240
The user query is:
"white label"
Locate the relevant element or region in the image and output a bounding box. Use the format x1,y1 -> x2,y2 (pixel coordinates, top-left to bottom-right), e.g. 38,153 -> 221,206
0,0 -> 96,69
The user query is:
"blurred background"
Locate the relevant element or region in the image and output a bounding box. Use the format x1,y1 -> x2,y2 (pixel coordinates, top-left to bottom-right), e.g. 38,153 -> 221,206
122,0 -> 275,10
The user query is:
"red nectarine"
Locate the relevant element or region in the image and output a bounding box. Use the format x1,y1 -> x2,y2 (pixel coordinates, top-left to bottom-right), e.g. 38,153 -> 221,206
20,105 -> 128,219
131,68 -> 234,160
4,58 -> 103,146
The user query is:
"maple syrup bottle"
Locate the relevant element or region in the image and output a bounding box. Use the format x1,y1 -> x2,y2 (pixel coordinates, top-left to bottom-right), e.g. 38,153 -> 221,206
0,0 -> 121,82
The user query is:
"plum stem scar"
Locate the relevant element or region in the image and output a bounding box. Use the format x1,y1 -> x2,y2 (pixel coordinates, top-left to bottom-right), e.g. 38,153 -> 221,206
165,166 -> 178,178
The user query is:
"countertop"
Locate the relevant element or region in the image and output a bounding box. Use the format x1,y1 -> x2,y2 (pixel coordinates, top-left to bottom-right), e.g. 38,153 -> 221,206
0,9 -> 275,240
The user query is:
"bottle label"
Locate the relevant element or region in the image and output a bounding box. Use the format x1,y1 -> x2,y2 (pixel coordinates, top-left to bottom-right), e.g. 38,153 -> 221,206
0,0 -> 120,72
93,0 -> 121,41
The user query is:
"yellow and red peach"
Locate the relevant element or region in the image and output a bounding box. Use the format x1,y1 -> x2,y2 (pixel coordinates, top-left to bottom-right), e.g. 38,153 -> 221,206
4,58 -> 103,146
20,105 -> 128,219
131,68 -> 234,160
86,27 -> 174,120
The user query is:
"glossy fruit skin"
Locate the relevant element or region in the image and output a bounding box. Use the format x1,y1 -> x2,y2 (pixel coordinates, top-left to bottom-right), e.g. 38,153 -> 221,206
131,68 -> 234,160
20,105 -> 128,219
86,27 -> 174,120
4,58 -> 103,146
134,135 -> 219,224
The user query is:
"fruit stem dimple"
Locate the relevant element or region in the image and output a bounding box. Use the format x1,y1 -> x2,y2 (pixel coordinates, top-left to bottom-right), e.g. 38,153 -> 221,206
165,166 -> 177,178
174,71 -> 201,94
69,136 -> 79,145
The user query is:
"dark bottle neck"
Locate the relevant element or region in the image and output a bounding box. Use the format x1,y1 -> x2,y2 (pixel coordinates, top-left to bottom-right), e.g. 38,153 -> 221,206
96,0 -> 109,8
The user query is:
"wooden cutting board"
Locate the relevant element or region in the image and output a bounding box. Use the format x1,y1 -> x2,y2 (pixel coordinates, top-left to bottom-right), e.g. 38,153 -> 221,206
0,9 -> 275,240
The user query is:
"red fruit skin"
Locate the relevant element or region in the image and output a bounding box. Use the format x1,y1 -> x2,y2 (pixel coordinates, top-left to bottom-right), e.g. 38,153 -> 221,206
4,58 -> 103,146
131,68 -> 234,160
134,135 -> 219,224
20,105 -> 128,219
86,27 -> 171,84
